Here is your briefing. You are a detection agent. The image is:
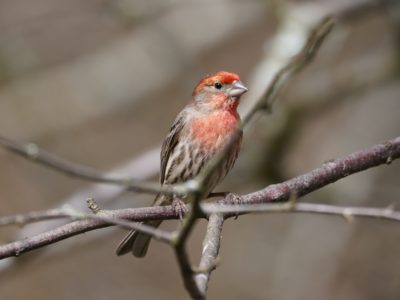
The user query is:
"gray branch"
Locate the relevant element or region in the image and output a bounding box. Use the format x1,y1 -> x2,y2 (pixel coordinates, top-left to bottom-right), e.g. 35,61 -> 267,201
195,214 -> 224,297
204,203 -> 400,222
0,136 -> 398,260
0,135 -> 184,197
238,136 -> 400,207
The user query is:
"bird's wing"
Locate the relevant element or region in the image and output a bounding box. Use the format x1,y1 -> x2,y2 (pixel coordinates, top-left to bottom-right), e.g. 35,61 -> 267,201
160,110 -> 187,184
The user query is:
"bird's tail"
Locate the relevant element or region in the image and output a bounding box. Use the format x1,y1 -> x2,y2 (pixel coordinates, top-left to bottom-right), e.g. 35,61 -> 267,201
115,194 -> 167,257
115,219 -> 163,257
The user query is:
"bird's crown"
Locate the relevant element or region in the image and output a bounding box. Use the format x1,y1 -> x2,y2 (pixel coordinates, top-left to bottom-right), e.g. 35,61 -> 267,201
193,71 -> 241,96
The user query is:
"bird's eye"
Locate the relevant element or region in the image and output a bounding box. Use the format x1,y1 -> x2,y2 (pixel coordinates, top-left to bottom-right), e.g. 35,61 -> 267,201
214,82 -> 222,89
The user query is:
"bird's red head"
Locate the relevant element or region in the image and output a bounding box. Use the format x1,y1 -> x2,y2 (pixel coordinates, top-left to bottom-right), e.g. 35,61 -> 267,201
192,71 -> 248,111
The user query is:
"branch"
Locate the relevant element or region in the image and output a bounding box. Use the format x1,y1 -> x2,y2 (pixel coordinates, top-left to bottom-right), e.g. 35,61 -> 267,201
238,136 -> 400,207
0,136 -> 183,197
0,206 -> 178,259
0,208 -> 70,226
194,214 -> 224,296
204,203 -> 400,222
1,136 -> 398,260
245,15 -> 335,116
77,209 -> 174,244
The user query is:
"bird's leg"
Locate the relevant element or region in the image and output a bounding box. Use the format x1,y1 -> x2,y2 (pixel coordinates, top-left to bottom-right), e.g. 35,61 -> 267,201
172,198 -> 188,221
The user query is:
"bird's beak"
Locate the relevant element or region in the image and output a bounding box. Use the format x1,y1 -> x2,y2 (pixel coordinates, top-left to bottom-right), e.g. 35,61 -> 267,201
228,80 -> 248,99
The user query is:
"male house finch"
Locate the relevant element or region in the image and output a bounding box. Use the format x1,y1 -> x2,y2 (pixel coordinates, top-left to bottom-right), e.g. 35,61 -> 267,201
116,71 -> 248,257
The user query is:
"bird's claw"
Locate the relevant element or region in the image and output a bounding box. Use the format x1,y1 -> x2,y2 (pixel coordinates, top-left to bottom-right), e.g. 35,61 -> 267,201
222,193 -> 242,219
172,198 -> 188,221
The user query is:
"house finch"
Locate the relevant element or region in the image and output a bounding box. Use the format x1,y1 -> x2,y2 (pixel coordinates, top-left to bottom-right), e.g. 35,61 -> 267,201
116,71 -> 248,257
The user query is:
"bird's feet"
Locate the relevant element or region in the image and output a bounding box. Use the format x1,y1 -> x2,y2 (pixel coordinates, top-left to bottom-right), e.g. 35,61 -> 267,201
221,193 -> 243,219
206,192 -> 243,219
172,198 -> 188,221
221,192 -> 242,205
207,192 -> 243,204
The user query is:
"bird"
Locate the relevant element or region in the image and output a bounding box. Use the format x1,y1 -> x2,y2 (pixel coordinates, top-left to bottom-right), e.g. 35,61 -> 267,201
115,71 -> 248,257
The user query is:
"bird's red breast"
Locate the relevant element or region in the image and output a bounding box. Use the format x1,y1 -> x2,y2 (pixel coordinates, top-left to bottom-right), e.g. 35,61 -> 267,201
189,110 -> 240,151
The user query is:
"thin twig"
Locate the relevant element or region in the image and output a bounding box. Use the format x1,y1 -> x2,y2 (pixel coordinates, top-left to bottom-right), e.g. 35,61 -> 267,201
0,136 -> 185,197
204,202 -> 400,222
0,206 -> 180,228
246,15 -> 335,115
0,206 -> 177,259
78,210 -> 174,244
0,208 -> 70,226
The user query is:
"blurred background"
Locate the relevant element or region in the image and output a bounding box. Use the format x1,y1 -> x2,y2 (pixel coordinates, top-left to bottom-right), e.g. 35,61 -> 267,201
0,0 -> 399,299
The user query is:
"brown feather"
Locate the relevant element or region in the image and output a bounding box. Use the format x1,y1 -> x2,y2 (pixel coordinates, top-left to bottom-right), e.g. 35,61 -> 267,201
160,111 -> 186,184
